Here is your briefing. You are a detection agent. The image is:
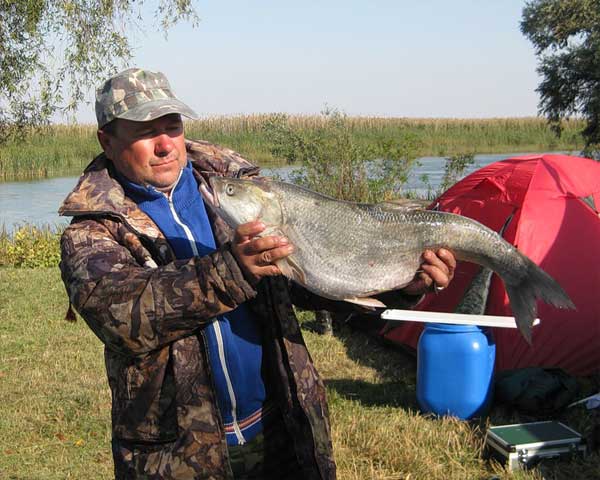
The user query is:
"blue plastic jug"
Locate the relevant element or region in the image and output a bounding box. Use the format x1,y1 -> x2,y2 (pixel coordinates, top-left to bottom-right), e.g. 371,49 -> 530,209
417,323 -> 495,419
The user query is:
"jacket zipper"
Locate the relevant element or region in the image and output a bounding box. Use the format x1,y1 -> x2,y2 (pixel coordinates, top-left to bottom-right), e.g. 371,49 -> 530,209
164,190 -> 246,445
212,318 -> 245,444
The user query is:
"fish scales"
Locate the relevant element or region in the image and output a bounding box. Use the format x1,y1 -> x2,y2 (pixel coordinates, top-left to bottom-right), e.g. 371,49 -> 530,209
280,196 -> 417,298
277,181 -> 518,299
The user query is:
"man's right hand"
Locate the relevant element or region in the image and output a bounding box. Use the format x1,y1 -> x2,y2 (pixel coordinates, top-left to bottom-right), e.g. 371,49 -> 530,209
231,221 -> 294,284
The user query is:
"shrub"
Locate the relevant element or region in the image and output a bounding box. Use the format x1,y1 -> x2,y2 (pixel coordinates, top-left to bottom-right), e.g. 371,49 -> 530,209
262,108 -> 423,203
440,153 -> 476,192
0,224 -> 62,268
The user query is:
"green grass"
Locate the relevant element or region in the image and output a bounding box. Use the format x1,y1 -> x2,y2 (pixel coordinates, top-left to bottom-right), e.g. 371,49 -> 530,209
0,116 -> 586,181
1,267 -> 598,479
0,268 -> 112,479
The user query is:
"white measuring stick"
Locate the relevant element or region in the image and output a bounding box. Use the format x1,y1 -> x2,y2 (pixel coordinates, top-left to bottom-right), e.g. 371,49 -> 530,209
380,309 -> 541,329
567,392 -> 600,408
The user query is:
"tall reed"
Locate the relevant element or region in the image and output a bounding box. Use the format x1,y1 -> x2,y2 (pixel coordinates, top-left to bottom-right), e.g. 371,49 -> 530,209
0,116 -> 585,181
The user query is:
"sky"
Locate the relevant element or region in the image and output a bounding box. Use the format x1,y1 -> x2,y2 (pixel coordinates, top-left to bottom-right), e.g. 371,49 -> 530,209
72,1 -> 541,123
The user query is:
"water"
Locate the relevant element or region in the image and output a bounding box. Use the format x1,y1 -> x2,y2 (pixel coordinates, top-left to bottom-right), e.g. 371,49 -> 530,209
0,176 -> 81,232
263,151 -> 578,196
0,152 -> 571,233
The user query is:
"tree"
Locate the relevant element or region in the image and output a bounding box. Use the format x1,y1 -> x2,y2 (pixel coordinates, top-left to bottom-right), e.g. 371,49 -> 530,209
0,0 -> 198,140
521,0 -> 600,156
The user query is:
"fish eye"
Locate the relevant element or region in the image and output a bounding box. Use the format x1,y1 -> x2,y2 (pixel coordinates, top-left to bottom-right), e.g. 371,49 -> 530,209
225,184 -> 235,196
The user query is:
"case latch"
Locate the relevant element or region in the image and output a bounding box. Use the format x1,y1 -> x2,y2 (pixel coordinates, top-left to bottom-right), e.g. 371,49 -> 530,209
518,448 -> 529,465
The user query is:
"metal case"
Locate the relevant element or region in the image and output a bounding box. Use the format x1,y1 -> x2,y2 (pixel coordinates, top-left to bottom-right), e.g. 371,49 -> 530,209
484,421 -> 586,471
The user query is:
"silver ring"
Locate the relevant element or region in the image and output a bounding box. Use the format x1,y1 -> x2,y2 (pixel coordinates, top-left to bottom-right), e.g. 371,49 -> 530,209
434,284 -> 445,293
259,252 -> 272,266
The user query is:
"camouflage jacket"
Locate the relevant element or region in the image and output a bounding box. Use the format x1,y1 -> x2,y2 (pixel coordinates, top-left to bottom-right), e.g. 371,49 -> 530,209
59,139 -> 347,480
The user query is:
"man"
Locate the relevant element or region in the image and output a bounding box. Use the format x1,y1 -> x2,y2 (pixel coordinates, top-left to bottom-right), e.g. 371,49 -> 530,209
59,68 -> 456,479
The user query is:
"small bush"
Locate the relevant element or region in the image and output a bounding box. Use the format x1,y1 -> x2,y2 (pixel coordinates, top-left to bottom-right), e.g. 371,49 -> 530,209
262,108 -> 423,203
440,153 -> 476,192
0,224 -> 62,268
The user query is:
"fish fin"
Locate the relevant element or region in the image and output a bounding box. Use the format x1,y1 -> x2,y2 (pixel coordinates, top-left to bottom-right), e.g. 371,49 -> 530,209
379,199 -> 427,212
505,258 -> 575,345
262,226 -> 285,237
454,267 -> 494,315
343,297 -> 387,308
275,257 -> 306,284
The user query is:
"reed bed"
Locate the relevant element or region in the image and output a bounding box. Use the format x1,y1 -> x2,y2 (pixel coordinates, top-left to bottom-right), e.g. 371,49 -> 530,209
189,115 -> 585,164
0,124 -> 99,180
0,116 -> 585,181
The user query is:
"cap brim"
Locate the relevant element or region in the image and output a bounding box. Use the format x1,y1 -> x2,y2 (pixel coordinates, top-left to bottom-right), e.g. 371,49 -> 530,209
116,98 -> 198,123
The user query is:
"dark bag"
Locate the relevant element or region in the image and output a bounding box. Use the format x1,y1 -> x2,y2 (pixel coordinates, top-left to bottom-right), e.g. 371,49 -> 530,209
494,367 -> 579,415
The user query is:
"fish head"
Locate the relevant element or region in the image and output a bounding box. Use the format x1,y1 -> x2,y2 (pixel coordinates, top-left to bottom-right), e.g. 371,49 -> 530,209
202,176 -> 283,229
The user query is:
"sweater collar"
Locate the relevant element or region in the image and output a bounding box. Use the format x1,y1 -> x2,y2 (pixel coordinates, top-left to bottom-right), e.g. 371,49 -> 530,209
115,160 -> 194,205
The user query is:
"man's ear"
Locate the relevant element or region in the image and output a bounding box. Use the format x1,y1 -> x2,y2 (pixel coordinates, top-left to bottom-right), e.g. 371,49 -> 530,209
97,129 -> 114,159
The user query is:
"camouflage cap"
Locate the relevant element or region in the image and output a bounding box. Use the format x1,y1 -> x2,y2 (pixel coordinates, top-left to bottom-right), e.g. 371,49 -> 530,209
95,68 -> 198,128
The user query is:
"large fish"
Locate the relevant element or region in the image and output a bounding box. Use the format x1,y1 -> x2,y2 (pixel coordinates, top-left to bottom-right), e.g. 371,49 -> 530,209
201,176 -> 574,343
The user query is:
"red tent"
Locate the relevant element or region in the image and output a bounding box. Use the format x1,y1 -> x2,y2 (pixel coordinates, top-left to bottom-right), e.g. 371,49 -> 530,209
383,154 -> 600,376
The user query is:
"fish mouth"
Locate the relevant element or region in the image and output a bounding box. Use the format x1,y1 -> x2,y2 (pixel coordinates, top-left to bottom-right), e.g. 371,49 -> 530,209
200,177 -> 219,208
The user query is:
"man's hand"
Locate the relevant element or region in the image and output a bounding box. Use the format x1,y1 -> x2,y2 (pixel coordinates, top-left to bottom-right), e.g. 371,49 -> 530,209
401,248 -> 456,296
231,221 -> 294,284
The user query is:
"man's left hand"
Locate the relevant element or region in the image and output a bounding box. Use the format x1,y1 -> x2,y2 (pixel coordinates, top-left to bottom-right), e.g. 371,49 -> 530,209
401,248 -> 456,296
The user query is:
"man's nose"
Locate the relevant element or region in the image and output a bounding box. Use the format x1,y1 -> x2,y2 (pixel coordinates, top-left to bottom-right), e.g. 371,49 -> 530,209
154,133 -> 174,157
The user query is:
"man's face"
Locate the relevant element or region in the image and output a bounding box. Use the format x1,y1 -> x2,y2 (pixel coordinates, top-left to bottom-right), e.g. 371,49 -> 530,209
98,114 -> 187,191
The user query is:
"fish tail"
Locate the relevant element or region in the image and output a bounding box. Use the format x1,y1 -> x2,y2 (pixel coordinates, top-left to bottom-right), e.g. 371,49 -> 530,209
505,258 -> 575,344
